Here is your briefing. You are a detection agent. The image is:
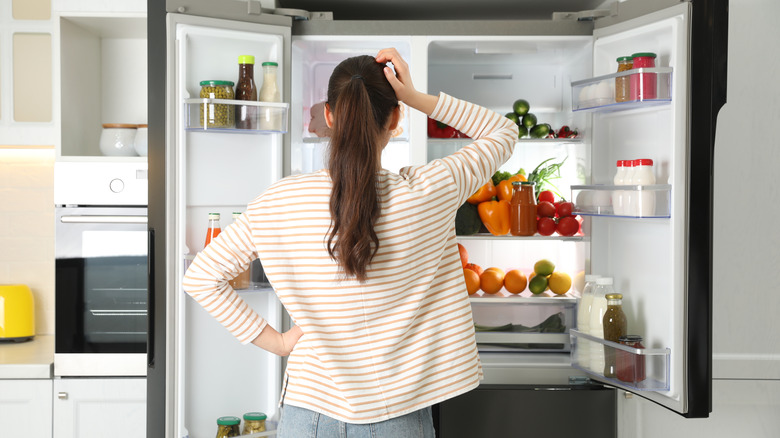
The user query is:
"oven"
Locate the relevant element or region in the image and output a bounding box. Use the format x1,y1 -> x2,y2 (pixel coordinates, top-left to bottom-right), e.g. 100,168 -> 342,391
54,162 -> 149,377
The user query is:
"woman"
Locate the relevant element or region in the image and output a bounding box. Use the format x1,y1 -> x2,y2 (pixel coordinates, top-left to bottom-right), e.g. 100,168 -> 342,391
183,48 -> 518,436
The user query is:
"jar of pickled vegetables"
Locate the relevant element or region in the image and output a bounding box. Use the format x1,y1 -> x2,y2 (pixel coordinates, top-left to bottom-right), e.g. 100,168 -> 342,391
615,56 -> 633,102
241,412 -> 267,434
199,80 -> 235,128
215,416 -> 240,438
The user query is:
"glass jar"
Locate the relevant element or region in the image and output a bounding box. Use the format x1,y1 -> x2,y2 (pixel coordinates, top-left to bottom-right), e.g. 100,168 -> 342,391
630,52 -> 657,101
615,56 -> 633,102
205,212 -> 221,248
510,181 -> 536,236
199,80 -> 235,128
215,416 -> 241,438
602,293 -> 628,378
258,61 -> 282,131
241,412 -> 267,434
617,335 -> 646,384
99,123 -> 138,157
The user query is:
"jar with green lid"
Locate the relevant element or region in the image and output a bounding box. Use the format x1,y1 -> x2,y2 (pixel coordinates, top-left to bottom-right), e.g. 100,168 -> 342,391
615,56 -> 633,102
199,80 -> 235,128
215,416 -> 241,438
241,412 -> 267,434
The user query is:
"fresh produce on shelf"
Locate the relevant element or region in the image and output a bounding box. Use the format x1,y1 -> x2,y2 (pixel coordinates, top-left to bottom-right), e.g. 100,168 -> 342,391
534,189 -> 582,237
527,259 -> 572,295
455,202 -> 482,236
427,117 -> 469,138
477,199 -> 510,236
503,269 -> 528,294
465,263 -> 484,276
457,243 -> 468,267
480,267 -> 505,294
474,312 -> 566,333
496,174 -> 527,202
505,99 -> 579,139
492,169 -> 527,186
527,156 -> 567,200
466,180 -> 496,204
556,216 -> 579,236
463,268 -> 480,295
538,190 -> 555,204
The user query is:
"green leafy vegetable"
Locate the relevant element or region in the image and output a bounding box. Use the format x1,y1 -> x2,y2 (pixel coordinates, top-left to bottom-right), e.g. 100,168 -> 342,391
491,168 -> 527,186
526,157 -> 567,200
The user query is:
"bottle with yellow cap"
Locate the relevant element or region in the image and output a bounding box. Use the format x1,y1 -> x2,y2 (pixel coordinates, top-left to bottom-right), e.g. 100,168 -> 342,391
235,55 -> 257,129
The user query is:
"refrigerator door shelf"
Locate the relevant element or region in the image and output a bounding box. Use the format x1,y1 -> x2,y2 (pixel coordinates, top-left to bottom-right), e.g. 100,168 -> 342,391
572,184 -> 672,218
572,67 -> 673,112
184,98 -> 290,133
570,329 -> 671,392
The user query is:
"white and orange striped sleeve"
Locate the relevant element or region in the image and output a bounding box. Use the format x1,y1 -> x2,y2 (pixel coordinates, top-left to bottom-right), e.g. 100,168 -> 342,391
425,93 -> 518,207
182,212 -> 266,345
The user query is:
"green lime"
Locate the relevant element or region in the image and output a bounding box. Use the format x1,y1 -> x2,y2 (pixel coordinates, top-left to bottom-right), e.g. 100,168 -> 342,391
517,124 -> 529,139
529,124 -> 550,139
505,112 -> 520,125
529,274 -> 548,294
534,259 -> 555,276
513,99 -> 530,116
522,113 -> 537,129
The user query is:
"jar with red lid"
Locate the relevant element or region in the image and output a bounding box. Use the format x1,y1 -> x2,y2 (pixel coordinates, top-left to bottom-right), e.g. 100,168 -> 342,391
617,334 -> 646,384
629,52 -> 657,101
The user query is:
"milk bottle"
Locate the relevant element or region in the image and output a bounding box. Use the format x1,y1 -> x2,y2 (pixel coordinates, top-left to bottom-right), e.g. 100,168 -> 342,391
632,158 -> 656,216
587,277 -> 614,373
576,275 -> 601,369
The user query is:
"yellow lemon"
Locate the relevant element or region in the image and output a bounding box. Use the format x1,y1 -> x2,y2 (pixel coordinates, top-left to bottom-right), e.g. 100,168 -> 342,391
534,259 -> 555,276
548,271 -> 572,295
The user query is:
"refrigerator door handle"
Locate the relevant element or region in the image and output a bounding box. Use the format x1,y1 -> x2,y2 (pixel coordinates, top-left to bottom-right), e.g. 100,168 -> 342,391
147,228 -> 155,368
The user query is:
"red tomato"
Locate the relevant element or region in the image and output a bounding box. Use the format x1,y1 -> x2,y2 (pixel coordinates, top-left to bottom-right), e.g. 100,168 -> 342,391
537,217 -> 556,236
536,201 -> 556,218
538,190 -> 555,204
556,201 -> 574,218
556,216 -> 579,236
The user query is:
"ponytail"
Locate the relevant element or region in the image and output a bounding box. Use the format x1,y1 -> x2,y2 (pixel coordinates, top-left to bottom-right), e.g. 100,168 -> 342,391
326,56 -> 398,282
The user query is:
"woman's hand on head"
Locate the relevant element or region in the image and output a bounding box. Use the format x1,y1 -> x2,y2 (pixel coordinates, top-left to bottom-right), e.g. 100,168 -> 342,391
376,47 -> 438,116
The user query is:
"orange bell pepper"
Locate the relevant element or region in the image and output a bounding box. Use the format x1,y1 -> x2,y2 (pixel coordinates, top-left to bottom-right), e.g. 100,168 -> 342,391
477,199 -> 511,236
466,180 -> 496,204
496,174 -> 528,202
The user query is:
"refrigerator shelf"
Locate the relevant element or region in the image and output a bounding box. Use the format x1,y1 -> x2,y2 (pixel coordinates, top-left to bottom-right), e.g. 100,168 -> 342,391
571,184 -> 672,218
427,137 -> 584,145
184,98 -> 289,133
301,136 -> 409,144
458,233 -> 585,241
570,330 -> 671,392
571,67 -> 673,112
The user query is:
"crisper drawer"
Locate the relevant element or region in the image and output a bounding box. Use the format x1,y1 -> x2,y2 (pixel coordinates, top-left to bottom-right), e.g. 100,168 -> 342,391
471,296 -> 577,352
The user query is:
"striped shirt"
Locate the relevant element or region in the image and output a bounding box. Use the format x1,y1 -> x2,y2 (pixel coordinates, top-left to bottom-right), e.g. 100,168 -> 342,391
183,93 -> 518,424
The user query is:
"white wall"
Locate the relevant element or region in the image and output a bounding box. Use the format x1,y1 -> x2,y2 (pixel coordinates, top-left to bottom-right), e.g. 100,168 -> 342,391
619,0 -> 780,436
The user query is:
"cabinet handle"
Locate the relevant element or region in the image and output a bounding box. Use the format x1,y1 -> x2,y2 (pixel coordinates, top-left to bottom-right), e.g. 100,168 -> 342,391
57,392 -> 68,400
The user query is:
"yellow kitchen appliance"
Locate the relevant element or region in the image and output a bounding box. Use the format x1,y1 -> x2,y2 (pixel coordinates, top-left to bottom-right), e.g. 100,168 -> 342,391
0,284 -> 35,341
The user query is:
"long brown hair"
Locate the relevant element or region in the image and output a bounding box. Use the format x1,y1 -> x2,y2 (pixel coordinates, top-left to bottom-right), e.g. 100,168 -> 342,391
326,55 -> 398,282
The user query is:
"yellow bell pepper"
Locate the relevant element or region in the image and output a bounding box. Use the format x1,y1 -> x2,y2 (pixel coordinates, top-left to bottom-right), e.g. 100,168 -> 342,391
477,199 -> 511,236
467,180 -> 496,204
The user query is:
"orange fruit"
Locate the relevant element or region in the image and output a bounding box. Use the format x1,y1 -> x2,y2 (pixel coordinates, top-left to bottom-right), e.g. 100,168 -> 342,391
463,268 -> 480,295
504,269 -> 528,294
480,268 -> 505,294
457,243 -> 468,267
464,263 -> 484,277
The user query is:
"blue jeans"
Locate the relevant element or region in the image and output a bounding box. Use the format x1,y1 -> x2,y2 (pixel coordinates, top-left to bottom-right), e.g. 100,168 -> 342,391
277,404 -> 435,438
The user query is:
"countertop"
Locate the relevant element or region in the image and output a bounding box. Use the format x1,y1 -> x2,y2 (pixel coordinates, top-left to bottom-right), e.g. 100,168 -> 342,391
0,334 -> 53,379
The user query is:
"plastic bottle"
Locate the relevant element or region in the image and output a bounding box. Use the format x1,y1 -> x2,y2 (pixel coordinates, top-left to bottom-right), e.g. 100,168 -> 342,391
228,212 -> 251,290
611,160 -> 628,216
602,293 -> 628,378
235,55 -> 258,129
204,213 -> 221,248
587,277 -> 614,373
509,181 -> 537,236
622,160 -> 637,217
576,274 -> 601,369
258,61 -> 281,131
632,158 -> 656,216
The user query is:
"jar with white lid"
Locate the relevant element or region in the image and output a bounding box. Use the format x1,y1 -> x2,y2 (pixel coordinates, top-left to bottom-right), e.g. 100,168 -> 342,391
632,158 -> 656,216
100,123 -> 138,156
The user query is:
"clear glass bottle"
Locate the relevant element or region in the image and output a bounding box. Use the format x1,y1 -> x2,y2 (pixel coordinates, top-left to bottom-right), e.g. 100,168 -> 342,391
215,416 -> 240,438
228,212 -> 251,290
509,181 -> 536,236
587,277 -> 614,373
615,56 -> 633,102
258,61 -> 281,131
602,293 -> 628,378
575,274 -> 600,369
204,213 -> 221,248
241,412 -> 267,434
235,55 -> 258,129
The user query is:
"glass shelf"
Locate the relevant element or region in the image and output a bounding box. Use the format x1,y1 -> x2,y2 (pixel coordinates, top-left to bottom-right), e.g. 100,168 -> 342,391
571,184 -> 671,218
302,136 -> 409,144
184,98 -> 289,133
570,330 -> 671,392
457,233 -> 585,241
572,67 -> 673,112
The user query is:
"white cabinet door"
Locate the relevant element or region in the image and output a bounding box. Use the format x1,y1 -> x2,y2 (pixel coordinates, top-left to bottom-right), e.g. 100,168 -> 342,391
0,379 -> 53,438
53,377 -> 146,438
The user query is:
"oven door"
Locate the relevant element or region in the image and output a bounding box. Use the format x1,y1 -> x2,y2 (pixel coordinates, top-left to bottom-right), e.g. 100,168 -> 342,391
54,206 -> 148,376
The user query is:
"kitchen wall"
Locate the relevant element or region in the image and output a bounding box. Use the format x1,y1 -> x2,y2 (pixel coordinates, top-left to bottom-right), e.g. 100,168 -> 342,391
0,0 -> 56,335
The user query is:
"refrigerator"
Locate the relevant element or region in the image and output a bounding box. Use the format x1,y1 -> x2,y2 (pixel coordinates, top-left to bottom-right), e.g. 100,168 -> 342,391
146,0 -> 727,436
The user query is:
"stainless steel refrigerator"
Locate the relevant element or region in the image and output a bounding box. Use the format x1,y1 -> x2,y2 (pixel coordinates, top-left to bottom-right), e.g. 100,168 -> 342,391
147,0 -> 727,436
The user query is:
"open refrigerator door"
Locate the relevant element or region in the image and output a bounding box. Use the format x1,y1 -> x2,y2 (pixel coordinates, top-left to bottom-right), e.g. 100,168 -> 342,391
167,13 -> 290,438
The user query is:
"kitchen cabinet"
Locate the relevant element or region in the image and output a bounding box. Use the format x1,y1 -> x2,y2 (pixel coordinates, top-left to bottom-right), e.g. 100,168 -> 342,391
0,379 -> 53,438
53,377 -> 146,438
